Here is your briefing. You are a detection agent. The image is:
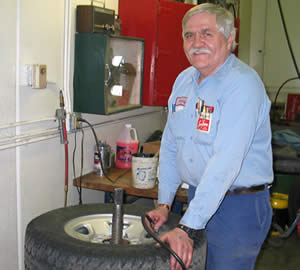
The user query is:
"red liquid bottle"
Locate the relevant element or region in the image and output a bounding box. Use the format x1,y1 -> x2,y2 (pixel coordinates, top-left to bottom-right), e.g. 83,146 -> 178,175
116,124 -> 139,169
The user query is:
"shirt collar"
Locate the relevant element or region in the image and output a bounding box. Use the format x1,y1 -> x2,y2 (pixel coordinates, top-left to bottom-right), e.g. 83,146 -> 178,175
192,53 -> 235,84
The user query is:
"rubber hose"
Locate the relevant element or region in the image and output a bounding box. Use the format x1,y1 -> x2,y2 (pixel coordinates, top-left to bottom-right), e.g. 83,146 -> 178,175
142,214 -> 187,270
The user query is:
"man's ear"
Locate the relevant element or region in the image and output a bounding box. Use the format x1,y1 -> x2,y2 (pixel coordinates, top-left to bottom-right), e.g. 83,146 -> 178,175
227,34 -> 235,51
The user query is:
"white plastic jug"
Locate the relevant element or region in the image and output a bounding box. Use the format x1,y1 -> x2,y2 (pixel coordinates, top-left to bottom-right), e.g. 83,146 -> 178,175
116,124 -> 139,169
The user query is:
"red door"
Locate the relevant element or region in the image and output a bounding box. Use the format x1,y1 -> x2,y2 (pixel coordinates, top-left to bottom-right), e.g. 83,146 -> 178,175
154,0 -> 193,106
119,0 -> 194,106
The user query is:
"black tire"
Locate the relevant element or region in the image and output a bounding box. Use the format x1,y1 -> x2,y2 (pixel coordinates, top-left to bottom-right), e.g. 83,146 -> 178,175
25,204 -> 207,270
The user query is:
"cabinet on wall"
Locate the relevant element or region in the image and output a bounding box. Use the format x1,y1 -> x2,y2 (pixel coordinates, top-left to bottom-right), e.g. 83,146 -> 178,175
73,33 -> 144,115
119,0 -> 194,106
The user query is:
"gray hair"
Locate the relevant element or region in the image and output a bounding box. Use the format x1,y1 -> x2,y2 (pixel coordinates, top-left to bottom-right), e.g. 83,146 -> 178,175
182,3 -> 237,51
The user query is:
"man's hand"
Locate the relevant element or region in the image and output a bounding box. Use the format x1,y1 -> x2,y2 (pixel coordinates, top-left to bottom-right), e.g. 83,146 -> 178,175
160,227 -> 194,270
146,205 -> 169,231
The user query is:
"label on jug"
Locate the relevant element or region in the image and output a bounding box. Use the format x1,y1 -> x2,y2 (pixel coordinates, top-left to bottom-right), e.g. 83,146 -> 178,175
115,141 -> 139,169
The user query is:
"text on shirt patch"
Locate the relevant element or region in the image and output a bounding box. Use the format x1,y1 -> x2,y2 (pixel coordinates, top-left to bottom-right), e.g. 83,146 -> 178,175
172,96 -> 188,112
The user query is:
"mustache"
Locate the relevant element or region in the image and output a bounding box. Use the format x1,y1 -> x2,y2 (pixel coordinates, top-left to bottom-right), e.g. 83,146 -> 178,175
188,48 -> 212,55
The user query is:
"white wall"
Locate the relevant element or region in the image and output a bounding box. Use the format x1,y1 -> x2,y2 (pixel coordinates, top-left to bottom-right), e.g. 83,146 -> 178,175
263,0 -> 300,103
249,0 -> 267,77
0,1 -> 166,269
250,0 -> 300,103
238,0 -> 252,64
0,1 -> 18,269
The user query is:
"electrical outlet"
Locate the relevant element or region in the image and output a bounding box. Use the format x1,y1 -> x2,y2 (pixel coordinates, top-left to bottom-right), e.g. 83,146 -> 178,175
32,64 -> 47,89
20,64 -> 47,88
66,112 -> 82,132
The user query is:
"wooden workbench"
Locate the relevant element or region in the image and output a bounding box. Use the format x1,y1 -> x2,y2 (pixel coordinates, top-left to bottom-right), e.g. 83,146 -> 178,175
73,167 -> 188,203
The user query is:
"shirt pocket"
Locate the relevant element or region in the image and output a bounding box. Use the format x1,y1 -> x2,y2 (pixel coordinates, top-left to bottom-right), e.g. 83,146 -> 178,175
169,109 -> 190,140
193,130 -> 215,145
193,107 -> 219,145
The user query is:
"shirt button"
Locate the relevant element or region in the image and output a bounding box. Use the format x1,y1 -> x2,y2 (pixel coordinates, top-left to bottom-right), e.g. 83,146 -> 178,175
190,159 -> 193,162
190,136 -> 193,140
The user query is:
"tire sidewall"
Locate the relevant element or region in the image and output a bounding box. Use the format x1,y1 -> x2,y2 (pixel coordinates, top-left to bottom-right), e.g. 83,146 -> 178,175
25,204 -> 206,270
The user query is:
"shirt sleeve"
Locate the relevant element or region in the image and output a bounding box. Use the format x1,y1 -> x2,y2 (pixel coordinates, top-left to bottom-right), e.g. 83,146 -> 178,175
181,73 -> 270,229
158,111 -> 182,206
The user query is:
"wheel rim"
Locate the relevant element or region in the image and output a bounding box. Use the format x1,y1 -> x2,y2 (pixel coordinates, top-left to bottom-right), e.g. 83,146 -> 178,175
64,214 -> 154,245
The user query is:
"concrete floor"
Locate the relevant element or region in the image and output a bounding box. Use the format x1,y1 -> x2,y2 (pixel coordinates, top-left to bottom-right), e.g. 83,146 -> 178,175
255,231 -> 300,270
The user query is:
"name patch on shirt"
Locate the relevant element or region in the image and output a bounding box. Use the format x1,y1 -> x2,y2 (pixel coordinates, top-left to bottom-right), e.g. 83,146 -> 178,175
174,96 -> 188,112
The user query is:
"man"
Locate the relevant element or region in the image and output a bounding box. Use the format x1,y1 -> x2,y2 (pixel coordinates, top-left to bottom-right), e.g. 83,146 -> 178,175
146,3 -> 273,270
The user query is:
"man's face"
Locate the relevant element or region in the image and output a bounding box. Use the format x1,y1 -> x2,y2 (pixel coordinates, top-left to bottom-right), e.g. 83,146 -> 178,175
183,12 -> 233,78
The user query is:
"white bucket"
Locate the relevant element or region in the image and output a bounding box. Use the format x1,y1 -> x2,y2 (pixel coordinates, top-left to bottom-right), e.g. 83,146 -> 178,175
131,153 -> 158,189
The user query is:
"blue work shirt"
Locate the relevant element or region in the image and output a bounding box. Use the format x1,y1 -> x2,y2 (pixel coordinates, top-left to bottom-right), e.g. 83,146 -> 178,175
158,54 -> 273,230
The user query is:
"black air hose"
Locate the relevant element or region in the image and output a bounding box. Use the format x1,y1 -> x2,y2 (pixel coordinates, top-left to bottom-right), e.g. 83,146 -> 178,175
142,214 -> 187,270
